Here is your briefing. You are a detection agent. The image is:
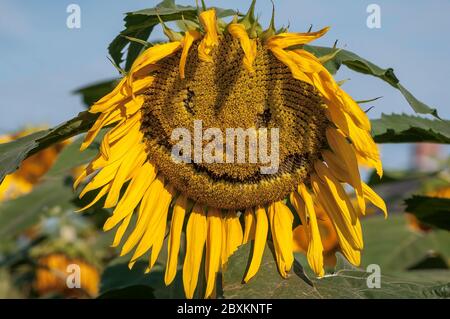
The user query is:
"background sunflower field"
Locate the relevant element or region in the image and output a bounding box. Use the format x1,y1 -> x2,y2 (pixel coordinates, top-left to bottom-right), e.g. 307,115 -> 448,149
0,0 -> 449,299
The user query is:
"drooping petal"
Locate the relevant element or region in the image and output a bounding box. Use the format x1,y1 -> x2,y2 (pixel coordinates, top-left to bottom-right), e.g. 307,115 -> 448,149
221,210 -> 243,266
165,195 -> 188,285
205,208 -> 222,299
362,182 -> 388,218
129,184 -> 173,266
103,144 -> 147,208
89,76 -> 154,114
103,161 -> 156,231
268,47 -> 313,85
265,27 -> 330,49
183,203 -> 207,299
120,176 -> 164,256
242,208 -> 256,244
228,23 -> 257,72
268,201 -> 294,278
148,186 -> 175,271
111,213 -> 133,248
244,206 -> 268,283
314,160 -> 359,225
75,184 -> 110,212
298,184 -> 324,277
127,41 -> 182,92
324,128 -> 365,214
311,173 -> 363,251
179,30 -> 202,79
198,9 -> 219,62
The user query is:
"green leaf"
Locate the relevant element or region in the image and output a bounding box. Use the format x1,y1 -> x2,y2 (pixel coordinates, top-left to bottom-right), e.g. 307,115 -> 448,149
98,257 -> 184,299
0,137 -> 100,239
304,45 -> 440,118
0,130 -> 49,184
0,111 -> 97,183
73,79 -> 119,108
222,242 -> 320,299
361,215 -> 450,271
108,1 -> 236,70
222,242 -> 450,298
404,195 -> 450,231
371,113 -> 450,144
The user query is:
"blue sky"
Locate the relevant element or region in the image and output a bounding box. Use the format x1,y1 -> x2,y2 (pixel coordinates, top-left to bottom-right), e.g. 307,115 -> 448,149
0,0 -> 449,169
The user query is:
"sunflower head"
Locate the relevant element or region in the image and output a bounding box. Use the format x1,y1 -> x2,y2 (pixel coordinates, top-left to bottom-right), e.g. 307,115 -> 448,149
76,2 -> 387,299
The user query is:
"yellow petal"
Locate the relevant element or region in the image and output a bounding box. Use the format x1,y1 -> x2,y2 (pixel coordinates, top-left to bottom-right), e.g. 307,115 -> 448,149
165,195 -> 187,285
265,27 -> 330,49
314,160 -> 359,230
75,184 -> 110,212
148,187 -> 176,271
198,9 -> 219,62
242,208 -> 256,244
89,76 -> 154,114
108,111 -> 142,144
104,144 -> 146,208
362,182 -> 387,218
290,191 -> 308,227
228,23 -> 257,72
129,184 -> 173,265
298,184 -> 324,277
104,162 -> 156,231
311,173 -> 363,251
128,41 -> 182,91
120,176 -> 164,256
89,77 -> 128,114
78,160 -> 121,198
244,206 -> 268,283
183,203 -> 207,299
336,89 -> 371,131
222,210 -> 243,266
111,213 -> 133,247
205,208 -> 222,299
325,128 -> 365,214
342,112 -> 383,177
80,112 -> 117,151
179,30 -> 202,79
268,201 -> 294,278
287,49 -> 323,74
269,47 -> 314,86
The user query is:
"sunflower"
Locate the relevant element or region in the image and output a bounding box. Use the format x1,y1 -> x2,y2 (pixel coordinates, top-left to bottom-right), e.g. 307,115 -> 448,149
0,129 -> 68,201
76,2 -> 387,298
34,254 -> 99,298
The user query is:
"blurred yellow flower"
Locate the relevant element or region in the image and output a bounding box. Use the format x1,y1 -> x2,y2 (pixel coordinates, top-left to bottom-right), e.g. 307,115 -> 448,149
0,128 -> 68,201
34,254 -> 99,298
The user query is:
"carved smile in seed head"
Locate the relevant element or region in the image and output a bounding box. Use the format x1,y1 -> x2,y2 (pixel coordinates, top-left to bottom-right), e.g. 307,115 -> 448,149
140,35 -> 329,210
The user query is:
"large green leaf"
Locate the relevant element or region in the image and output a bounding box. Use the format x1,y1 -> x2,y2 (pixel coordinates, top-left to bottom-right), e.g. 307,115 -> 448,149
361,215 -> 450,271
0,111 -> 97,183
305,45 -> 440,118
98,257 -> 184,299
109,0 -> 236,70
404,196 -> 450,231
73,79 -> 118,108
222,242 -> 450,298
0,137 -> 100,239
372,114 -> 450,144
